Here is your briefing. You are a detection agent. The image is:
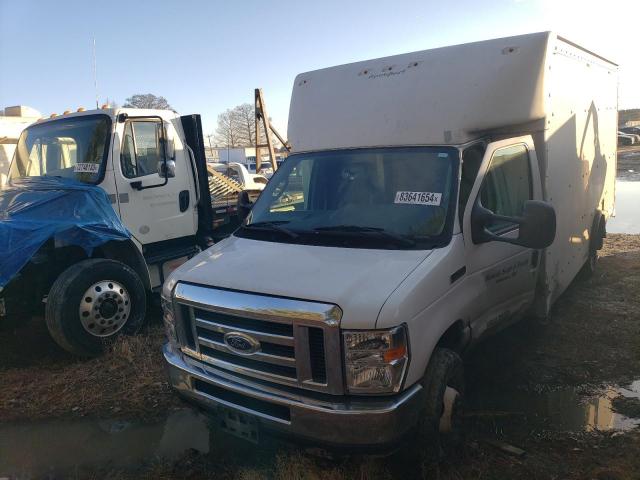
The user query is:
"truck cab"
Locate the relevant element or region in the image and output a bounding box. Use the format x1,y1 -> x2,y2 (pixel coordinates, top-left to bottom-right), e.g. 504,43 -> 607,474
161,32 -> 617,448
1,107 -> 217,355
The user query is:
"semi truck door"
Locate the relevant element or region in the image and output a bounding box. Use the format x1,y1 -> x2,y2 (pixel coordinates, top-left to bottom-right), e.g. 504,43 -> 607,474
114,117 -> 196,245
462,136 -> 542,339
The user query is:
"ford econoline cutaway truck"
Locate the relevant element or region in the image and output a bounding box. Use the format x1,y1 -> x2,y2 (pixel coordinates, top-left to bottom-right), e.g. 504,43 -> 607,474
162,32 -> 618,448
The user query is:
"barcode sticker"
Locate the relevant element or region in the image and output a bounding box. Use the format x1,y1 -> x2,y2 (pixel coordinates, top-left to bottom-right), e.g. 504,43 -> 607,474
74,163 -> 100,173
394,191 -> 442,206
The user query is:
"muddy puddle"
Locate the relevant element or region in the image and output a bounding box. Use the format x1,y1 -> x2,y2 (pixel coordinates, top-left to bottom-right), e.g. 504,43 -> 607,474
0,409 -> 211,478
609,148 -> 640,234
2,382 -> 639,478
466,381 -> 640,437
608,181 -> 640,234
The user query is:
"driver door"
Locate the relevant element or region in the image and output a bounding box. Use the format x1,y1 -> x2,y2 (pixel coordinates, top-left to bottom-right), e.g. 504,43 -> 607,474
462,136 -> 542,339
113,117 -> 196,245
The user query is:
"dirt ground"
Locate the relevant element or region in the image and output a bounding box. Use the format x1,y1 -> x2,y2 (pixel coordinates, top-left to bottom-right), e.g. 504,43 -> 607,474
1,234 -> 639,479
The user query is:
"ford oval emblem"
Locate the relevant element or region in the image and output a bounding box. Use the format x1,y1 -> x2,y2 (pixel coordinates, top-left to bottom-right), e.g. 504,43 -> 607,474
223,332 -> 261,355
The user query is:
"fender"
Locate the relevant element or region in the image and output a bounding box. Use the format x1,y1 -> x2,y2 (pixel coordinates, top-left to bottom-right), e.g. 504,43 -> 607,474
94,239 -> 151,291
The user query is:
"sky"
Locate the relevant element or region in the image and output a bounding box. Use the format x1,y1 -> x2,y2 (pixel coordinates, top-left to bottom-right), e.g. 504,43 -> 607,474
0,0 -> 637,137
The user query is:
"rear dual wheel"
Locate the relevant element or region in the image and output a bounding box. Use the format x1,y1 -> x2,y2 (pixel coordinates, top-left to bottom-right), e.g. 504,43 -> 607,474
45,259 -> 146,356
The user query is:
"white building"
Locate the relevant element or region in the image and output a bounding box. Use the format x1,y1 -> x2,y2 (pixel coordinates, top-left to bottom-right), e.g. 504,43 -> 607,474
0,106 -> 41,186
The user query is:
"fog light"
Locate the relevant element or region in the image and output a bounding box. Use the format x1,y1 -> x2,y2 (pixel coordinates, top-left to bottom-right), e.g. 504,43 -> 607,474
343,326 -> 409,394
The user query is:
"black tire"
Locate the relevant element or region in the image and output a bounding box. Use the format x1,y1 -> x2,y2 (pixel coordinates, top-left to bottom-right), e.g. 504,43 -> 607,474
579,247 -> 598,279
579,217 -> 605,280
419,348 -> 465,458
45,258 -> 146,357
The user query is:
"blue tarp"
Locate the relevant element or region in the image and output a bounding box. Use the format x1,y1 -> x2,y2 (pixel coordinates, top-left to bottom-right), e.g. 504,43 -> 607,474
0,177 -> 131,289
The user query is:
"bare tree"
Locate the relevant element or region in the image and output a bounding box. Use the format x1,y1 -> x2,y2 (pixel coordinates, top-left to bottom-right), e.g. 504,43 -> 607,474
123,93 -> 172,109
214,103 -> 280,149
214,109 -> 240,147
233,103 -> 255,147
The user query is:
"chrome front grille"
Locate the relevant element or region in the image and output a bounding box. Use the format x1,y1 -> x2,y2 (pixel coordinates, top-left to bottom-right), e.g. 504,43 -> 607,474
173,283 -> 344,395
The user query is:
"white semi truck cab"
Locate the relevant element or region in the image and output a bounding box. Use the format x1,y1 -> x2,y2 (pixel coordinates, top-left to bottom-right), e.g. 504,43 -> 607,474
0,108 -> 235,355
162,32 -> 618,447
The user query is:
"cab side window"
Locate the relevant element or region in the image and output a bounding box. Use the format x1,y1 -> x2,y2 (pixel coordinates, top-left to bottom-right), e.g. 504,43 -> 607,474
121,120 -> 165,178
479,144 -> 532,233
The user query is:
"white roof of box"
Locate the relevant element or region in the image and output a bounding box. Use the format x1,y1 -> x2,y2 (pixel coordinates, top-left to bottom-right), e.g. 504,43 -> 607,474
288,32 -> 554,151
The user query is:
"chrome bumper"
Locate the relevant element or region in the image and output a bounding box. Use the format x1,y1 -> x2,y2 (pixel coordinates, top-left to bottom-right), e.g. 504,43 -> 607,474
163,343 -> 424,447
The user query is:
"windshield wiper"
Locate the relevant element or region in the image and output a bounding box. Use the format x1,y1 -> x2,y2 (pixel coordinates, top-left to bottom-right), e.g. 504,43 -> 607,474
243,221 -> 299,239
312,225 -> 416,247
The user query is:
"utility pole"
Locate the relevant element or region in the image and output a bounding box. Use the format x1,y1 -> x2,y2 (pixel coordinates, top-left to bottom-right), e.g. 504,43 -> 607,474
92,37 -> 99,109
206,134 -> 214,160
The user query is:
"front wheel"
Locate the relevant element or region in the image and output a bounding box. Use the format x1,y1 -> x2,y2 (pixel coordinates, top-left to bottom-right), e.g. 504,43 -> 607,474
419,348 -> 465,458
45,258 -> 147,356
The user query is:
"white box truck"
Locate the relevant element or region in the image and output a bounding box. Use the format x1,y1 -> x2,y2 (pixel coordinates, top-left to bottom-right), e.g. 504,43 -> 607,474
162,32 -> 617,448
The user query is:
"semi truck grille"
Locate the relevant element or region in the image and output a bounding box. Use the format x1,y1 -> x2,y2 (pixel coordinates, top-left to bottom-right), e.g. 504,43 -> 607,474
173,283 -> 344,395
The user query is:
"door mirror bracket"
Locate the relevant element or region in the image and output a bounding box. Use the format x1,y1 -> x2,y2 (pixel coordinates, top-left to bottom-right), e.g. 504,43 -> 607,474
471,200 -> 556,249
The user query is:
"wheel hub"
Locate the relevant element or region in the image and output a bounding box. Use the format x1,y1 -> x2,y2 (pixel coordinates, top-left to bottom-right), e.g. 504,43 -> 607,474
79,280 -> 131,337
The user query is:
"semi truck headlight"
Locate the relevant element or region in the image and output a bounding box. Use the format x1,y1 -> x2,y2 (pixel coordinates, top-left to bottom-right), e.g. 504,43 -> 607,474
161,294 -> 178,346
343,326 -> 409,394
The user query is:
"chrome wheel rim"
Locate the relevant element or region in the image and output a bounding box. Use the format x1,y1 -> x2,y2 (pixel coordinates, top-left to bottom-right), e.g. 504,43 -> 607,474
79,280 -> 131,337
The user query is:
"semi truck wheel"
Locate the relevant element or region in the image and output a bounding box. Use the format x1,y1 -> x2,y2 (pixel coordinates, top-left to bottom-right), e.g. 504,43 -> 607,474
45,258 -> 146,357
419,348 -> 465,457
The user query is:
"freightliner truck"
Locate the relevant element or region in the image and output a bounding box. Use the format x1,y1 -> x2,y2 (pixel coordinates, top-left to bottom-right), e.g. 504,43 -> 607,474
162,32 -> 617,448
0,108 -> 258,355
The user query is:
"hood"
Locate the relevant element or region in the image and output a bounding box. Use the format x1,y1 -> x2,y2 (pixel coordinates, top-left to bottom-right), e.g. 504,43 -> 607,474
0,176 -> 130,289
166,235 -> 432,329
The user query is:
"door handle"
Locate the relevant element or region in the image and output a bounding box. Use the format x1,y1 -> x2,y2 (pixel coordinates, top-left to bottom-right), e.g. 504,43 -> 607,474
179,190 -> 190,212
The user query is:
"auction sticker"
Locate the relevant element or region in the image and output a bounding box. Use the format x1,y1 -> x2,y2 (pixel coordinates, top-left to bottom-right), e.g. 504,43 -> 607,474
74,163 -> 100,173
394,191 -> 442,206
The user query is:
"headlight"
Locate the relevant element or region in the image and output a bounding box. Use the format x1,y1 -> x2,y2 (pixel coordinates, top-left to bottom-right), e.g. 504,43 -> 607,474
343,325 -> 409,394
161,293 -> 178,346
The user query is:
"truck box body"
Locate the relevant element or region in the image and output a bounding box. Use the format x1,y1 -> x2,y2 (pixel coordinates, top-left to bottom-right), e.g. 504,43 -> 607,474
162,33 -> 618,447
289,31 -> 618,310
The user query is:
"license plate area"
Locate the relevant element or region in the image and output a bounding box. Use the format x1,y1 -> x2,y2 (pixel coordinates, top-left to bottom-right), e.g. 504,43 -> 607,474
217,406 -> 259,443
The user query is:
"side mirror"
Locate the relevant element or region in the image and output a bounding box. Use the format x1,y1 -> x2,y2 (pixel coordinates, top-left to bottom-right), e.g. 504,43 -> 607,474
237,190 -> 253,222
163,122 -> 176,160
158,159 -> 176,179
471,200 -> 556,249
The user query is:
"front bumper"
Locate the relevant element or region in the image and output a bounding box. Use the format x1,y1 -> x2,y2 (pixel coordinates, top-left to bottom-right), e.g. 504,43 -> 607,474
163,343 -> 424,447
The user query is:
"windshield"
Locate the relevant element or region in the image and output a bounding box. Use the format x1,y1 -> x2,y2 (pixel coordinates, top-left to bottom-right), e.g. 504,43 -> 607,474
8,114 -> 111,184
236,147 -> 459,249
